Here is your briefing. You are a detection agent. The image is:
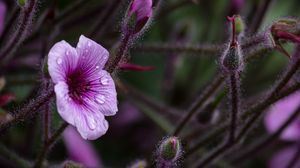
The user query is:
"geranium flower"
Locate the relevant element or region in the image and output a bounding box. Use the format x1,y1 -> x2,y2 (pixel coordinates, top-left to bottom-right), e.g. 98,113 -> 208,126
48,35 -> 118,140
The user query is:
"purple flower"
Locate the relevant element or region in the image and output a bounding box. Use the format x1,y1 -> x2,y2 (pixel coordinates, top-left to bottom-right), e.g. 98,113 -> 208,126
269,146 -> 300,168
63,126 -> 103,168
48,35 -> 118,140
264,91 -> 300,141
0,1 -> 6,35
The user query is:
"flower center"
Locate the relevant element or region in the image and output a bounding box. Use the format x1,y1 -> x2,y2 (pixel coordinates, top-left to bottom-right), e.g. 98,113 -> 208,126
66,70 -> 90,104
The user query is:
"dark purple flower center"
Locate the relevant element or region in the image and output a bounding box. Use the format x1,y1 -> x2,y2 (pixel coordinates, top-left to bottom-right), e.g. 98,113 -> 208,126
66,70 -> 91,104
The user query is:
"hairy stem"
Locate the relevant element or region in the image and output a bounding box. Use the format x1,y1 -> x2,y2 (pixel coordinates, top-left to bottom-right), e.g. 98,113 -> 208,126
228,73 -> 240,142
33,122 -> 68,168
0,0 -> 38,65
0,143 -> 31,168
0,87 -> 54,133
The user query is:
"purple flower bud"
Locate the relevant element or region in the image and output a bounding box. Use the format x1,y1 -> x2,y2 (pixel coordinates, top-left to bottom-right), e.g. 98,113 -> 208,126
221,16 -> 244,73
126,0 -> 153,34
156,137 -> 182,168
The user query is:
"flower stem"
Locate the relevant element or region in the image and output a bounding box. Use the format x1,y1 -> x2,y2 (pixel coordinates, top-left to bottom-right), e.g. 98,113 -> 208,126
228,73 -> 240,142
105,31 -> 132,73
88,0 -> 121,39
185,81 -> 300,157
0,87 -> 54,133
0,143 -> 31,168
172,75 -> 224,136
248,0 -> 274,34
0,0 -> 38,65
0,6 -> 20,46
231,105 -> 300,163
33,122 -> 68,168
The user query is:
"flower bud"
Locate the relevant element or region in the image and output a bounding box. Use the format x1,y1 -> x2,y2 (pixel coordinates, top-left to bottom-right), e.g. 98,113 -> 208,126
126,0 -> 153,34
271,18 -> 300,44
127,159 -> 147,168
157,137 -> 182,167
221,45 -> 243,72
17,0 -> 27,7
234,15 -> 245,36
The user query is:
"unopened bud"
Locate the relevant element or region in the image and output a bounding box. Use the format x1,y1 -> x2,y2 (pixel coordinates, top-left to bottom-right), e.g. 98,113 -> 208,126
234,15 -> 245,36
127,159 -> 147,168
126,0 -> 153,34
17,0 -> 27,7
221,44 -> 243,72
157,137 -> 182,167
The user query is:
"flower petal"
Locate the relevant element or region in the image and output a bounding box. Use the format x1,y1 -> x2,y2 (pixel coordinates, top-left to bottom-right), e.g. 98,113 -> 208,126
48,41 -> 78,83
94,70 -> 118,116
63,126 -> 102,168
264,91 -> 300,141
76,35 -> 109,70
54,82 -> 76,125
75,110 -> 109,140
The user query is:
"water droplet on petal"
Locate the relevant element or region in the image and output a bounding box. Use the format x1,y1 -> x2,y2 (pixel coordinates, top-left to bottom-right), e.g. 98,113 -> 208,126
85,49 -> 89,53
88,42 -> 92,47
96,65 -> 100,70
78,44 -> 81,48
95,95 -> 105,104
100,77 -> 109,85
86,115 -> 97,130
65,51 -> 70,56
56,58 -> 62,65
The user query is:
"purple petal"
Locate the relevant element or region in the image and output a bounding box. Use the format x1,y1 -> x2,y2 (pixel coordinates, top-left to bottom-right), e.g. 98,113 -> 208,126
54,82 -> 76,125
264,91 -> 300,141
0,2 -> 6,35
63,126 -> 103,168
48,41 -> 78,84
269,146 -> 300,168
95,70 -> 118,116
75,110 -> 109,140
76,35 -> 109,70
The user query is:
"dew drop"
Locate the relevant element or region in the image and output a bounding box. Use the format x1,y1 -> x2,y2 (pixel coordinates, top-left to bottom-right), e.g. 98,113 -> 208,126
86,115 -> 97,130
65,51 -> 70,56
85,49 -> 89,53
100,77 -> 109,85
95,95 -> 105,104
87,41 -> 92,47
96,65 -> 100,70
56,58 -> 62,65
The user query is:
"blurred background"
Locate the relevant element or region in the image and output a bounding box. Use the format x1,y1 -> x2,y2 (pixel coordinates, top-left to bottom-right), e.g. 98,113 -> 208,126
1,0 -> 300,167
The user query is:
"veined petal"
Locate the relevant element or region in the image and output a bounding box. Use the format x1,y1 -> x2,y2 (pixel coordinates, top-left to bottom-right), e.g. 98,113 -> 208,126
75,110 -> 109,140
48,41 -> 78,83
55,82 -> 76,125
94,70 -> 118,116
76,35 -> 109,71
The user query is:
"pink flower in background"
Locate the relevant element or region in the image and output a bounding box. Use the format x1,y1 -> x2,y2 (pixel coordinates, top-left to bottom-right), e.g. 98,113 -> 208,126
264,91 -> 300,141
63,126 -> 102,168
0,1 -> 6,35
264,91 -> 300,168
269,146 -> 300,168
48,35 -> 118,140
